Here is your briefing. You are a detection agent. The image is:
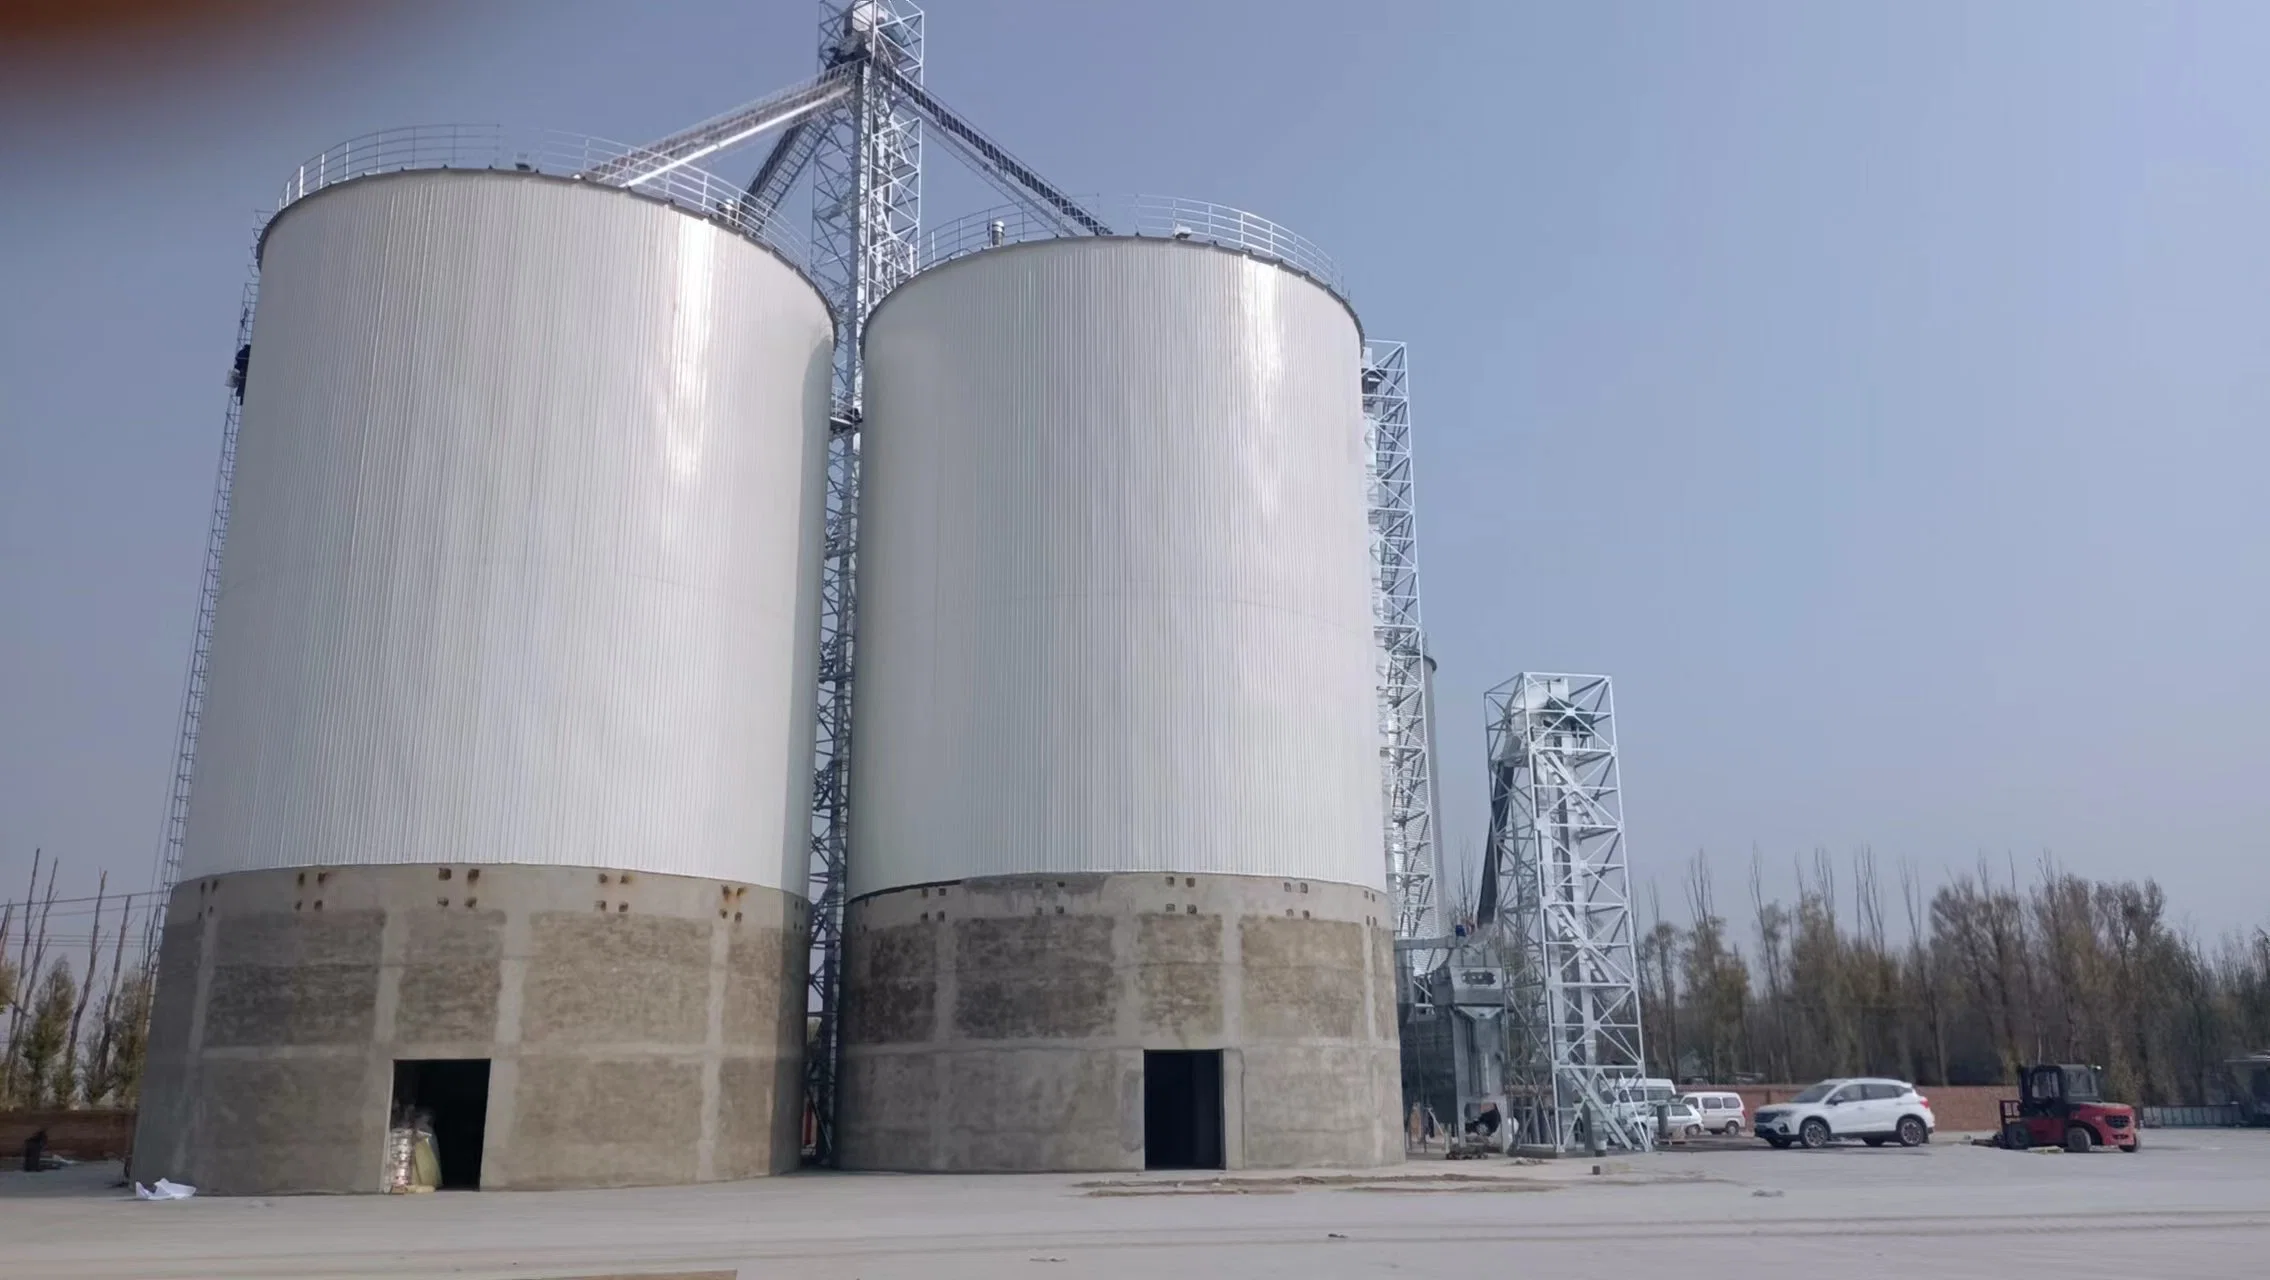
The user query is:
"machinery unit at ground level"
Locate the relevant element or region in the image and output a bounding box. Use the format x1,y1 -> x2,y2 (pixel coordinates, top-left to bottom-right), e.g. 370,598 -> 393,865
836,233 -> 1402,1172
134,161 -> 834,1194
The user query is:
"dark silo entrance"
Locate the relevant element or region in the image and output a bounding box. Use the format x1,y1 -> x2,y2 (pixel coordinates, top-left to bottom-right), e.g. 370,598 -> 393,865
392,1059 -> 491,1189
1143,1050 -> 1224,1170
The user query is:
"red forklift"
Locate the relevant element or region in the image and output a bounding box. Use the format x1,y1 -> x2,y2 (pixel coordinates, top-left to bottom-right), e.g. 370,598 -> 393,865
1997,1064 -> 2139,1153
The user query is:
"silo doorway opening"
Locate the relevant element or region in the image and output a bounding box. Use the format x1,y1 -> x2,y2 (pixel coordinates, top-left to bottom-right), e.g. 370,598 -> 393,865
1143,1050 -> 1224,1170
391,1059 -> 490,1189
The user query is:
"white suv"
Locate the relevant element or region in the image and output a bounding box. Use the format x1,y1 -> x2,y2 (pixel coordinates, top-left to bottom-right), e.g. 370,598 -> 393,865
1752,1078 -> 1935,1150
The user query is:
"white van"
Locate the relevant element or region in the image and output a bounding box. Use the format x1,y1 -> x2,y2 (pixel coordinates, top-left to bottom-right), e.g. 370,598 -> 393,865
1608,1077 -> 1679,1127
1681,1090 -> 1748,1135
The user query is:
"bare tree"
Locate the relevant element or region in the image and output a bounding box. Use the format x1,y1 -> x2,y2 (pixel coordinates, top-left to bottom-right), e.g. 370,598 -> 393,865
0,898 -> 15,1029
1969,858 -> 2030,1080
2031,853 -> 2096,1063
2003,853 -> 2045,1064
1641,882 -> 1682,1078
15,962 -> 76,1107
60,871 -> 107,1105
82,893 -> 136,1106
1788,850 -> 1855,1079
1849,847 -> 1905,1076
3,852 -> 59,1103
1900,859 -> 1949,1085
1681,852 -> 1749,1082
1576,844 -> 2270,1098
4,851 -> 40,1089
1750,849 -> 1794,1082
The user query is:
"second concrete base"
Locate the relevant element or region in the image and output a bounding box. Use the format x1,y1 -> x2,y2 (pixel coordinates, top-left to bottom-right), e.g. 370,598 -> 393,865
837,872 -> 1404,1171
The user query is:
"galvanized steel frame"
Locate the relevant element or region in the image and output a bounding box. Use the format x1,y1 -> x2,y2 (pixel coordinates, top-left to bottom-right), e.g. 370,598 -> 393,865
1364,342 -> 1438,946
812,0 -> 923,411
582,67 -> 858,189
1485,673 -> 1651,1152
803,0 -> 925,1166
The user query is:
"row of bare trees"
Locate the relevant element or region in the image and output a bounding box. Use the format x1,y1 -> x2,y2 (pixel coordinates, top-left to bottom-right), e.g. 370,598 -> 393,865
1636,849 -> 2270,1106
0,850 -> 157,1111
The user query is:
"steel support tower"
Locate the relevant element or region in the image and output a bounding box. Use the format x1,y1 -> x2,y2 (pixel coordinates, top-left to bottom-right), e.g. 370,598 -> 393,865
1485,673 -> 1650,1152
802,0 -> 924,1165
1363,342 -> 1438,953
810,0 -> 923,408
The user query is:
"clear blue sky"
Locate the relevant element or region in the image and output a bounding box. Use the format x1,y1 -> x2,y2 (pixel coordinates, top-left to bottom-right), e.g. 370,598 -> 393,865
3,1 -> 2266,936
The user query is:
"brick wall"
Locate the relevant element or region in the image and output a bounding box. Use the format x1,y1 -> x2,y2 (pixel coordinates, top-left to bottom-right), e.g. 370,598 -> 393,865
1718,1085 -> 2006,1134
0,1109 -> 136,1162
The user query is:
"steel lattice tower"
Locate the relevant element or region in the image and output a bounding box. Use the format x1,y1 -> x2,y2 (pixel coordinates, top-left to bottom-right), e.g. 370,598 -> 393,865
1363,341 -> 1438,948
804,0 -> 923,1165
811,0 -> 923,410
1486,673 -> 1651,1152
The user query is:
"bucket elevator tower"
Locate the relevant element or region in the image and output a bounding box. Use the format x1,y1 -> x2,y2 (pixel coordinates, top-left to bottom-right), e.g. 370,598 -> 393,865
801,0 -> 925,1169
1364,342 -> 1440,958
1484,673 -> 1650,1152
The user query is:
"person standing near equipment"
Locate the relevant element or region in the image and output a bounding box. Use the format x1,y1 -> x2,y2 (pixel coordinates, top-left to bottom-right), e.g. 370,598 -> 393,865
1466,1102 -> 1502,1137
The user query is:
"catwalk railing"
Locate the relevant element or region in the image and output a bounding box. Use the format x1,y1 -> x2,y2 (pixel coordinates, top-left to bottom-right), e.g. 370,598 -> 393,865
920,196 -> 1347,298
271,125 -> 811,265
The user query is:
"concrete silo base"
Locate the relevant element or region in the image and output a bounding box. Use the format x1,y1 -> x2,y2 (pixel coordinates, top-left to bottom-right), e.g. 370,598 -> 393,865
836,873 -> 1404,1172
132,865 -> 806,1194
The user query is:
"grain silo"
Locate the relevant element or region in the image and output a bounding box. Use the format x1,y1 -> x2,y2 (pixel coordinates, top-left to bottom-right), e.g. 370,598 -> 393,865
838,221 -> 1404,1171
132,137 -> 834,1194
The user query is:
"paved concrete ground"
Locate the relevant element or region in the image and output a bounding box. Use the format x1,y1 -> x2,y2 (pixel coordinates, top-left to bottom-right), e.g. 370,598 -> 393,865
6,1129 -> 2268,1279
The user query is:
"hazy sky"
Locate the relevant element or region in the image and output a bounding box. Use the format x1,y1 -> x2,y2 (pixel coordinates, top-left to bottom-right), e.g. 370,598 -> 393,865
3,1 -> 2266,937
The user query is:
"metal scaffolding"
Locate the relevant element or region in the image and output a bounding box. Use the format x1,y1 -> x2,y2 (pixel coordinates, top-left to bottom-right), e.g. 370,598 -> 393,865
1364,341 -> 1438,951
810,0 -> 923,409
1484,673 -> 1651,1152
801,0 -> 925,1166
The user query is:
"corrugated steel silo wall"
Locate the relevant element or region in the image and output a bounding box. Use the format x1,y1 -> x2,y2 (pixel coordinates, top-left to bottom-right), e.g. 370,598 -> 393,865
181,171 -> 834,892
853,238 -> 1383,897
